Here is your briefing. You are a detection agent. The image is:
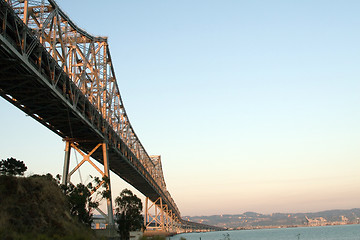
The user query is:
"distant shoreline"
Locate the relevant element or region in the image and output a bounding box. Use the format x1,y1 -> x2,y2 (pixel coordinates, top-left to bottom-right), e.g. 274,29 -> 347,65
184,208 -> 360,230
234,222 -> 359,231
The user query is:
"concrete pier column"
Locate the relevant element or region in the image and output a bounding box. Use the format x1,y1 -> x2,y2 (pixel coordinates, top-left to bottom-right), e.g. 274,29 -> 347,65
103,143 -> 114,227
62,141 -> 71,185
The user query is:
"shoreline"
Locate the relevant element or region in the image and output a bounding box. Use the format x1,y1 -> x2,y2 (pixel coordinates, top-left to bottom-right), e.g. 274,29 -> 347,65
231,222 -> 359,231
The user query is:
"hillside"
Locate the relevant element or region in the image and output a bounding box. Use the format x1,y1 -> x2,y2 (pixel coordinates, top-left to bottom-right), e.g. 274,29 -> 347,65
184,209 -> 360,229
0,175 -> 96,240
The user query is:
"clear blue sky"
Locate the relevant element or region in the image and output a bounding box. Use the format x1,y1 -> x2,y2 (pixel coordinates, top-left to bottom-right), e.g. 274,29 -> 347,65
1,0 -> 359,216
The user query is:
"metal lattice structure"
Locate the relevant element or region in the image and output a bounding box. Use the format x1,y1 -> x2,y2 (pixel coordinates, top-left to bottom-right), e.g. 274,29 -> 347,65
0,0 -> 224,233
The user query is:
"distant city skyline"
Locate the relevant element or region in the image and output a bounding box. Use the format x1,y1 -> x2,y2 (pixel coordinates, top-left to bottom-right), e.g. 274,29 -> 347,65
0,0 -> 359,216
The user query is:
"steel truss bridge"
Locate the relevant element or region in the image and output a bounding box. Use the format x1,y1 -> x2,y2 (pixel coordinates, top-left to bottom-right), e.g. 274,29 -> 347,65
0,0 -> 224,234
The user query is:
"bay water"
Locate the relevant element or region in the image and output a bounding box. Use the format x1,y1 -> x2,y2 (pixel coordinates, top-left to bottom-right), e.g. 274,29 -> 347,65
169,224 -> 360,240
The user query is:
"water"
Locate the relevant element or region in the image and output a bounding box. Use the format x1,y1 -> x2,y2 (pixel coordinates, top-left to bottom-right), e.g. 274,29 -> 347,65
169,224 -> 360,240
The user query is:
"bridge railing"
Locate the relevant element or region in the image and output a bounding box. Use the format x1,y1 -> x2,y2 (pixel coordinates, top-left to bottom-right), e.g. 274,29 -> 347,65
4,0 -> 179,217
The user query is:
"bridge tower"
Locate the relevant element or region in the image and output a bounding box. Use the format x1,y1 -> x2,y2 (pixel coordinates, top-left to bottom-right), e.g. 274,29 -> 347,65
143,156 -> 182,234
62,140 -> 115,229
144,196 -> 181,234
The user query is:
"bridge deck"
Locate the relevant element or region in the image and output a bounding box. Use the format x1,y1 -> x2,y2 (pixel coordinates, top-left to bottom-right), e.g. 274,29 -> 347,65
0,0 -> 176,215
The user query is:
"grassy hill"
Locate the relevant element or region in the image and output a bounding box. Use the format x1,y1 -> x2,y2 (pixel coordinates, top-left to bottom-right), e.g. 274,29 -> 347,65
0,174 -> 97,240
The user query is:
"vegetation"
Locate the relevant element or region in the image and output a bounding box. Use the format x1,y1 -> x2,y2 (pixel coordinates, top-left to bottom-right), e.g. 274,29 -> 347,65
0,157 -> 149,240
61,182 -> 99,227
115,188 -> 144,240
0,157 -> 27,176
0,158 -> 105,239
59,175 -> 110,228
0,173 -> 96,239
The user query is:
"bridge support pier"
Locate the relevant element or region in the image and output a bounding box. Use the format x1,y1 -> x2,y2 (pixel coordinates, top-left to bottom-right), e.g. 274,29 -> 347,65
144,197 -> 165,231
61,140 -> 115,228
62,141 -> 71,185
102,143 -> 115,228
144,197 -> 181,233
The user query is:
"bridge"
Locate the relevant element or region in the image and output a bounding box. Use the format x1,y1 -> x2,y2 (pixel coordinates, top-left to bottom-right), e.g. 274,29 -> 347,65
0,0 -> 224,235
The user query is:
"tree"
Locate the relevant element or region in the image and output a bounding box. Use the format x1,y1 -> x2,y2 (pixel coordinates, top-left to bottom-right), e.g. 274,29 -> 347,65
115,189 -> 144,240
61,182 -> 99,227
0,157 -> 27,176
60,176 -> 109,227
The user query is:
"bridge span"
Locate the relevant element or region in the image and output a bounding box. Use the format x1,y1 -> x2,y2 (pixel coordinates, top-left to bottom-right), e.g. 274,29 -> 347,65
0,0 -> 224,234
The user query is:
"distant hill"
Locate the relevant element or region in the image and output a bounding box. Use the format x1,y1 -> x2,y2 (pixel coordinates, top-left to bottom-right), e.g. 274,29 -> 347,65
184,209 -> 360,229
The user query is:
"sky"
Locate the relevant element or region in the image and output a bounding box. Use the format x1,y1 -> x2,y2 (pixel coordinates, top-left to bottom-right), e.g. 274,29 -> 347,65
1,0 -> 360,216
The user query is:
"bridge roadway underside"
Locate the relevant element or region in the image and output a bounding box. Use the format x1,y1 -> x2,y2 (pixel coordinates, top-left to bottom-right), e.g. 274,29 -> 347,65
0,0 -> 178,217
